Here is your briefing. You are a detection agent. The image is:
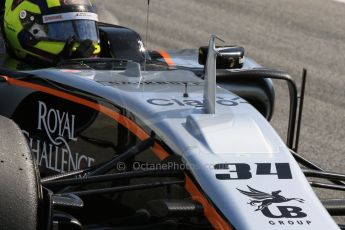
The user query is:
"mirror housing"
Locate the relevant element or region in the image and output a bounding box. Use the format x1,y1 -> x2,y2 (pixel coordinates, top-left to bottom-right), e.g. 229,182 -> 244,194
198,46 -> 244,69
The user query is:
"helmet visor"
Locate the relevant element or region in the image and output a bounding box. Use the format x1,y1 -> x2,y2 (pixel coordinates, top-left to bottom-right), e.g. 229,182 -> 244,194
46,20 -> 99,42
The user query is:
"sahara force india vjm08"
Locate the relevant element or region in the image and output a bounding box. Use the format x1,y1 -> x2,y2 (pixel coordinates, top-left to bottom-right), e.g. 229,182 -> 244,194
1,7 -> 345,230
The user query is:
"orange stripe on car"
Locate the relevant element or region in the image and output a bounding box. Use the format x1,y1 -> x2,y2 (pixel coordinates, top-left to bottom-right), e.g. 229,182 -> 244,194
158,49 -> 174,67
2,76 -> 233,230
185,176 -> 233,230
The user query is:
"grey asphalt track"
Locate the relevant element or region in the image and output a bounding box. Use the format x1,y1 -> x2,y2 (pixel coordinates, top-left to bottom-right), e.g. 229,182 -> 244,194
94,0 -> 345,224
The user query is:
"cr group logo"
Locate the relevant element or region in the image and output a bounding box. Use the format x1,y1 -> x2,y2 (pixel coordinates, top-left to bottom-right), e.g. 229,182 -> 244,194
237,185 -> 305,211
237,185 -> 308,220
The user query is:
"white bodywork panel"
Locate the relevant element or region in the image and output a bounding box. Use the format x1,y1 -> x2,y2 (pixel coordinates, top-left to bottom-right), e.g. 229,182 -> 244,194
26,65 -> 339,230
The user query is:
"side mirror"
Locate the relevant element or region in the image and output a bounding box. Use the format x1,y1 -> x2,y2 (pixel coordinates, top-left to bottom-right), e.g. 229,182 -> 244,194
198,46 -> 244,69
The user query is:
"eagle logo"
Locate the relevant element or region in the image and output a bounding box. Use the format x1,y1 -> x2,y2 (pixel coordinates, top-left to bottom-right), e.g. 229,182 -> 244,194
237,186 -> 305,211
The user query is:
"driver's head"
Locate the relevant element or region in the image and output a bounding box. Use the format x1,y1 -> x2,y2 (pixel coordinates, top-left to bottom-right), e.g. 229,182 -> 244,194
2,0 -> 100,65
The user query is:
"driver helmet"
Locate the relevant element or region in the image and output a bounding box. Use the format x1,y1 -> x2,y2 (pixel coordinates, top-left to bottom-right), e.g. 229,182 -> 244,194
2,0 -> 100,65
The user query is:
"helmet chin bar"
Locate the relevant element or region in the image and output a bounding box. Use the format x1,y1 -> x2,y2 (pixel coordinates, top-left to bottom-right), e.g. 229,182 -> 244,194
15,33 -> 97,66
71,39 -> 96,59
59,36 -> 96,61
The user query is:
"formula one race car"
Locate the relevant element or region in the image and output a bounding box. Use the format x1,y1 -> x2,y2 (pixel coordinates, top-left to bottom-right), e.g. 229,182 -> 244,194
1,21 -> 345,230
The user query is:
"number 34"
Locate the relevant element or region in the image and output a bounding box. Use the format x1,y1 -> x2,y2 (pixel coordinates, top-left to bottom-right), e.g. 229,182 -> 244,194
214,163 -> 292,180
